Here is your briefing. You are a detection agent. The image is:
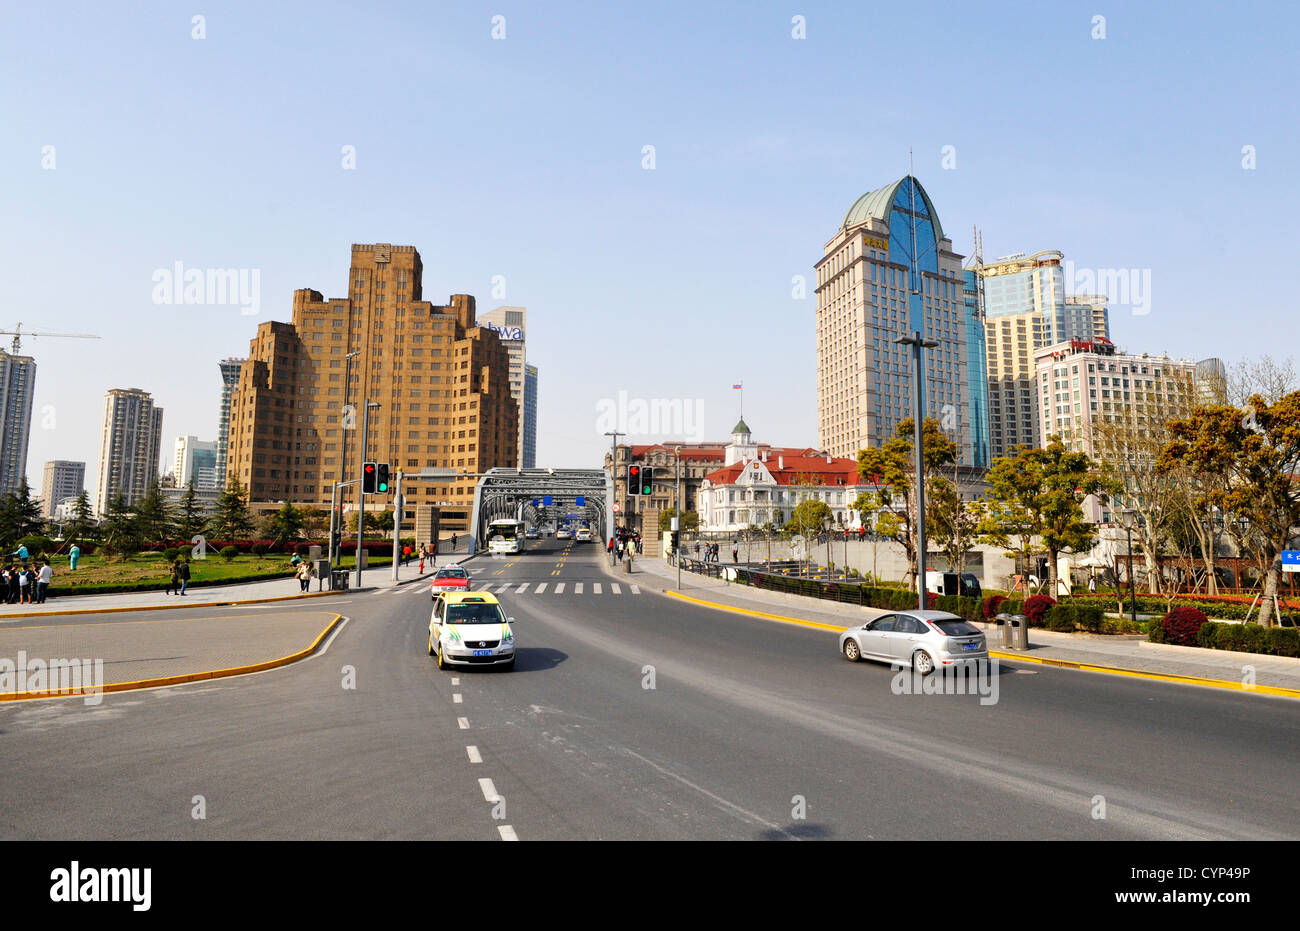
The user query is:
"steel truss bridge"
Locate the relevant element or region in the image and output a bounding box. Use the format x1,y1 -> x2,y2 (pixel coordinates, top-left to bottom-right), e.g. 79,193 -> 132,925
469,468 -> 613,547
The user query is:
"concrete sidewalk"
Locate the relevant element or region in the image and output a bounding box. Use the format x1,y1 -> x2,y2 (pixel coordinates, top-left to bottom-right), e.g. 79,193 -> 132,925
618,555 -> 1300,695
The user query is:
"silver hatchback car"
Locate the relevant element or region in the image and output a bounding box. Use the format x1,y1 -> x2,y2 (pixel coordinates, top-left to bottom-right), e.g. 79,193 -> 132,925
839,610 -> 987,675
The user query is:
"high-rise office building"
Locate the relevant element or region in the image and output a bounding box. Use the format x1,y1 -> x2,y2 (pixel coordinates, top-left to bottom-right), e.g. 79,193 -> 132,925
216,358 -> 245,489
0,350 -> 37,496
1195,357 -> 1227,405
523,363 -> 538,469
95,388 -> 164,514
476,306 -> 536,469
226,243 -> 518,531
173,436 -> 219,490
816,176 -> 971,462
961,267 -> 990,469
40,460 -> 85,518
972,251 -> 1110,459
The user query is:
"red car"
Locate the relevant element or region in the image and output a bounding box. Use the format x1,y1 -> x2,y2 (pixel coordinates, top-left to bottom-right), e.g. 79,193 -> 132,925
430,566 -> 471,599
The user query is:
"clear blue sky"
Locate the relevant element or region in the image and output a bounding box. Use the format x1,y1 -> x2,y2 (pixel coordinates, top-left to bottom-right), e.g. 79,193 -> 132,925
3,0 -> 1297,489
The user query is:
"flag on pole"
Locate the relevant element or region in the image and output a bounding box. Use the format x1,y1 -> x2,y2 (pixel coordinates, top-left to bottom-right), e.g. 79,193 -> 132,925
731,383 -> 742,389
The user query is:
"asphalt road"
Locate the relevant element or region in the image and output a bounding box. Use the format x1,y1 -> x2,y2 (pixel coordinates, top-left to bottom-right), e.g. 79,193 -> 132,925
1,538 -> 1296,840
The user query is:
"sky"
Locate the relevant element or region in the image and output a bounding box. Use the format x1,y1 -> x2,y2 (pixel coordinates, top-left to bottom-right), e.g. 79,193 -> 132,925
3,0 -> 1298,491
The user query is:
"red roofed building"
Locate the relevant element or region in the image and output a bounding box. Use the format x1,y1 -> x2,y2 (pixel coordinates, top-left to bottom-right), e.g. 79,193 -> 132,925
696,420 -> 883,533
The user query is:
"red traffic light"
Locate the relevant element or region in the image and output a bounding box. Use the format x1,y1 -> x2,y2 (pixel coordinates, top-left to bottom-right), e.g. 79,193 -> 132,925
629,466 -> 640,476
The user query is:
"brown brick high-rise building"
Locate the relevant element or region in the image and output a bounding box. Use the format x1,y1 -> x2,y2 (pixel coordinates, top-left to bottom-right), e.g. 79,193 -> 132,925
226,243 -> 518,531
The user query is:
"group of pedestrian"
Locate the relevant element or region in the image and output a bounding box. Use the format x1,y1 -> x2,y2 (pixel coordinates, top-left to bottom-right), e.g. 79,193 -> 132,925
416,542 -> 436,574
698,542 -> 723,562
165,558 -> 192,596
3,560 -> 52,604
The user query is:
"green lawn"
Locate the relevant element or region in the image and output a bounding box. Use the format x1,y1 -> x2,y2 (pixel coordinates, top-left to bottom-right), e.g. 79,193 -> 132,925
38,552 -> 392,596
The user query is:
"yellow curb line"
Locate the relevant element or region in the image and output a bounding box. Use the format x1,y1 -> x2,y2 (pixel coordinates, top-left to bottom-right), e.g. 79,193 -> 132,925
666,591 -> 1300,700
0,589 -> 343,619
0,613 -> 345,702
986,650 -> 1300,698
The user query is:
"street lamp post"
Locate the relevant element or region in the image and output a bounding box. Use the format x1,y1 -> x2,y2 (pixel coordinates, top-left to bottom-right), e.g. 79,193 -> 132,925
331,350 -> 361,570
604,430 -> 624,565
356,400 -> 379,589
675,445 -> 682,591
822,515 -> 832,578
1122,508 -> 1139,628
895,331 -> 939,610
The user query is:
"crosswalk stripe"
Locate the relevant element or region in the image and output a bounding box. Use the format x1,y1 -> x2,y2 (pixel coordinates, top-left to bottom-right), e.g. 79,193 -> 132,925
611,583 -> 621,594
593,583 -> 602,595
535,583 -> 547,594
574,582 -> 584,594
516,583 -> 528,593
554,583 -> 565,594
631,585 -> 640,594
497,583 -> 512,593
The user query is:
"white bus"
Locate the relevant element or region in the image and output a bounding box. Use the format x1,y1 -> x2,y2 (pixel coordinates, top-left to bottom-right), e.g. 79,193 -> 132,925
486,518 -> 525,555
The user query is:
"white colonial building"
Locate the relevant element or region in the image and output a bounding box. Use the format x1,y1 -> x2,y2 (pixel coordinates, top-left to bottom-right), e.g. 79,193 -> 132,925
697,420 -> 883,533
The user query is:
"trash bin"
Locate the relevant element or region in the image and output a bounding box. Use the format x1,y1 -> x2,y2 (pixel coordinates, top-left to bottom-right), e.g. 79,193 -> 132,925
994,613 -> 1011,648
1008,614 -> 1029,651
331,569 -> 349,591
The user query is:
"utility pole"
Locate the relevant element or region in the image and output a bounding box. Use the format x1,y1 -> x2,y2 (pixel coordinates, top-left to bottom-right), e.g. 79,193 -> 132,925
604,430 -> 625,560
391,469 -> 403,581
897,330 -> 938,610
675,445 -> 682,591
333,350 -> 360,569
356,400 -> 378,589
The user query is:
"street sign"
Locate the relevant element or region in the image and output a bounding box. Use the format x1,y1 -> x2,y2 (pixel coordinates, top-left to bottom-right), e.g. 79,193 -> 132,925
420,467 -> 458,478
612,503 -> 621,513
543,495 -> 552,506
575,495 -> 585,507
1283,551 -> 1300,573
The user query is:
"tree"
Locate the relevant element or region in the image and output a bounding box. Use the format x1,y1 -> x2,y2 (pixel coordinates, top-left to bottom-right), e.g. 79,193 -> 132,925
1159,392 -> 1300,627
134,479 -> 175,544
65,490 -> 97,544
986,437 -> 1115,597
175,478 -> 208,542
786,498 -> 831,536
101,491 -> 142,557
856,417 -> 957,587
260,502 -> 305,546
1228,355 -> 1295,407
0,477 -> 45,547
301,506 -> 330,540
211,480 -> 255,542
658,509 -> 699,533
928,477 -> 978,575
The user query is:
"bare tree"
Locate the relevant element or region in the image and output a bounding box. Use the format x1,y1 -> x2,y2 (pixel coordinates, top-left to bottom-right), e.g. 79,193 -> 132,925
1228,355 -> 1296,406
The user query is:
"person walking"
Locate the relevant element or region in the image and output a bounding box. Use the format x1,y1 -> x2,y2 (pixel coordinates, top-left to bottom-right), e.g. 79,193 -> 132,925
403,544 -> 411,567
1088,574 -> 1097,595
36,560 -> 52,604
179,558 -> 191,595
69,543 -> 80,571
297,560 -> 313,592
732,546 -> 738,564
5,565 -> 17,603
17,565 -> 32,604
418,553 -> 425,575
167,559 -> 180,596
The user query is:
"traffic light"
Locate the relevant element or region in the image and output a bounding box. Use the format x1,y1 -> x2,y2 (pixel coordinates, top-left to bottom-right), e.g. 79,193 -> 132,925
376,463 -> 391,494
362,461 -> 377,494
640,466 -> 653,495
627,465 -> 640,491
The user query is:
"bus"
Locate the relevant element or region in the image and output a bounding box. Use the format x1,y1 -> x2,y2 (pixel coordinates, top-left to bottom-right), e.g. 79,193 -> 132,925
486,518 -> 525,555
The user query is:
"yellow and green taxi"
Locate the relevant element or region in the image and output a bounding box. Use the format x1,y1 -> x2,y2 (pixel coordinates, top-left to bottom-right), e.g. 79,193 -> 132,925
429,591 -> 516,671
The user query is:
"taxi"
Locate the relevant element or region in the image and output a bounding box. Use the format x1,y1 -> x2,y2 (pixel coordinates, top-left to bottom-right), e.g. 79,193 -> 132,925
430,565 -> 471,600
429,591 -> 516,671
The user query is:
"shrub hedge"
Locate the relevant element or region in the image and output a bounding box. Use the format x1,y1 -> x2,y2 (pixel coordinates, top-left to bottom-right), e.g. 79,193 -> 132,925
1195,621 -> 1300,657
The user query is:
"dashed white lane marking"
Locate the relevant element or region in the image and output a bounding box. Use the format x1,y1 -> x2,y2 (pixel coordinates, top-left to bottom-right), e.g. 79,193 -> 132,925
611,583 -> 622,594
574,582 -> 584,594
593,583 -> 602,594
498,825 -> 518,841
535,583 -> 547,594
466,746 -> 482,764
453,693 -> 463,704
554,583 -> 565,594
478,778 -> 499,802
631,584 -> 641,594
515,583 -> 528,593
457,717 -> 470,729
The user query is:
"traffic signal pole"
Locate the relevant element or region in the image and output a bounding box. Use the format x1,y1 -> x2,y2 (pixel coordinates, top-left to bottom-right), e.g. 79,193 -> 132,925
356,399 -> 372,589
391,469 -> 402,581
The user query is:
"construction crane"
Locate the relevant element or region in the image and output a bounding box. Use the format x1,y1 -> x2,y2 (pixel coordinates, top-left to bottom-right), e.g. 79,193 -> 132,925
1,323 -> 101,355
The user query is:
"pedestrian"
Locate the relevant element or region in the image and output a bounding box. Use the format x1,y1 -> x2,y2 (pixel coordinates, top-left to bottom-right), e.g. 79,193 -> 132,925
69,543 -> 80,571
297,561 -> 313,592
732,546 -> 738,564
403,544 -> 411,566
616,541 -> 624,563
179,558 -> 191,595
15,543 -> 30,569
1,566 -> 10,604
167,559 -> 180,595
452,533 -> 458,551
6,565 -> 17,603
418,554 -> 425,575
17,565 -> 31,604
290,552 -> 302,569
607,537 -> 614,555
1088,575 -> 1097,595
37,560 -> 52,604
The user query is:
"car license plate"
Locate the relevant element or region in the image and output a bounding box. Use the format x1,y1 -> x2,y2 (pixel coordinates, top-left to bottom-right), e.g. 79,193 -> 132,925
962,643 -> 979,651
473,649 -> 493,657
